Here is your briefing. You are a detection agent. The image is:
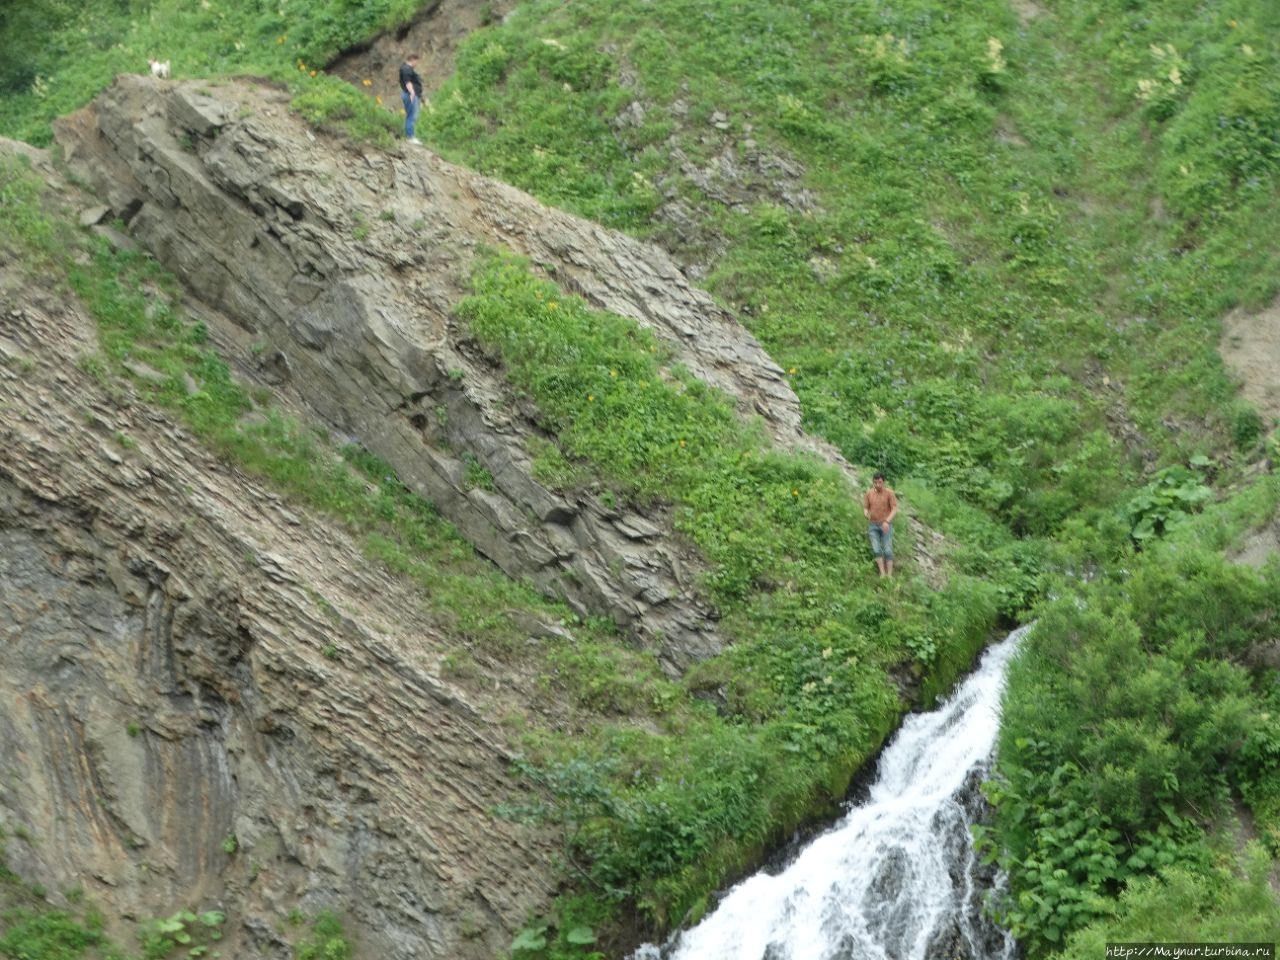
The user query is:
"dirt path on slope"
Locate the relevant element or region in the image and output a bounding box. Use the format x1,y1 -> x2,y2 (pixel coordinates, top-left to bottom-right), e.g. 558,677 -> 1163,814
1221,297 -> 1280,431
1220,296 -> 1280,572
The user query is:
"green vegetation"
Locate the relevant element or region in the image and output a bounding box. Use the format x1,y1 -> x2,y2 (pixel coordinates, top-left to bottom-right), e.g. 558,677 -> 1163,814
1055,845 -> 1280,956
1125,456 -> 1215,545
0,886 -> 349,960
0,908 -> 126,960
466,251 -> 996,921
983,495 -> 1280,950
0,831 -> 235,960
291,76 -> 399,149
0,0 -> 404,148
0,838 -> 125,960
421,0 -> 1277,540
510,911 -> 600,960
138,910 -> 224,960
292,911 -> 353,960
3,0 -> 1280,955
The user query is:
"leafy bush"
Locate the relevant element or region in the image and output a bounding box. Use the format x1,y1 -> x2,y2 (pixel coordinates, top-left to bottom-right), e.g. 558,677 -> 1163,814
508,895 -> 606,960
1056,845 -> 1280,955
977,751 -> 1125,944
294,911 -> 353,960
139,909 -> 225,959
1124,459 -> 1213,545
987,541 -> 1280,953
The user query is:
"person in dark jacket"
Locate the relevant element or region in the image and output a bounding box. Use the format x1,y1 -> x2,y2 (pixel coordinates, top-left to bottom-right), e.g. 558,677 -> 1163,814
399,54 -> 424,144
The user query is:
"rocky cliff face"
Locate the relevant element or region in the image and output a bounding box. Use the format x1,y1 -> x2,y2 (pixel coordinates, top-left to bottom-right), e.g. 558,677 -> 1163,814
0,70 -> 882,958
53,73 -> 830,675
1,177 -> 556,958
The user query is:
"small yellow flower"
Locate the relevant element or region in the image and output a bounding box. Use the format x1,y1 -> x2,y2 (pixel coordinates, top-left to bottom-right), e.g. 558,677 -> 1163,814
610,369 -> 618,377
277,35 -> 286,44
309,70 -> 317,77
547,302 -> 558,311
678,439 -> 686,448
792,489 -> 799,497
986,36 -> 1006,73
375,96 -> 383,105
587,394 -> 595,402
1229,18 -> 1238,27
362,79 -> 372,87
787,366 -> 797,374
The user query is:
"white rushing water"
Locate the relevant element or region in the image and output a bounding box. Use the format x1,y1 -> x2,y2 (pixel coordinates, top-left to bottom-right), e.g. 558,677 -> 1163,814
633,627 -> 1028,960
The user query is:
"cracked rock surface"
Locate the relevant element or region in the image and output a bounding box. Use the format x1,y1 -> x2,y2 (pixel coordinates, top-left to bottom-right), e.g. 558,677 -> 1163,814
0,255 -> 555,959
0,67 -> 894,959
53,74 -> 861,673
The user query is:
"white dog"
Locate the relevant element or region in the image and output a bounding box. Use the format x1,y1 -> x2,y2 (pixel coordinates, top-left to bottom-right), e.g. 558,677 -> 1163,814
148,59 -> 171,79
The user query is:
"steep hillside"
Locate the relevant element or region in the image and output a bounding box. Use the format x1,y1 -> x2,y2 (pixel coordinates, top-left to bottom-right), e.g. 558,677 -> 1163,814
0,67 -> 987,957
52,71 -> 809,673
2,0 -> 1280,956
1,142 -> 559,960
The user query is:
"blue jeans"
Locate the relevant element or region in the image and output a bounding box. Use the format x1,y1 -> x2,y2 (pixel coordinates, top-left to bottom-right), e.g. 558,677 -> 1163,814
401,91 -> 421,139
868,523 -> 893,560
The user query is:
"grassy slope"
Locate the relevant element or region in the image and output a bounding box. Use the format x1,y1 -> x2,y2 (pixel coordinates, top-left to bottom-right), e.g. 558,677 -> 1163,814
3,0 -> 1280,956
424,2 -> 1280,945
0,6 -> 999,955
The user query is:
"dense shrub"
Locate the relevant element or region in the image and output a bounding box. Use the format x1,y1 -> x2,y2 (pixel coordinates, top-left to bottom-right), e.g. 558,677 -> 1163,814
986,543 -> 1280,952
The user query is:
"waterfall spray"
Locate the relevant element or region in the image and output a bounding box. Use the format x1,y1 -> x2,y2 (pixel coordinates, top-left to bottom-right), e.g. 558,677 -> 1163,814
633,627 -> 1028,960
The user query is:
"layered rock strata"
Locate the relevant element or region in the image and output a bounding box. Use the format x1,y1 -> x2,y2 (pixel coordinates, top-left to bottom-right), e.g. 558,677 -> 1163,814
54,75 -> 833,673
0,242 -> 556,958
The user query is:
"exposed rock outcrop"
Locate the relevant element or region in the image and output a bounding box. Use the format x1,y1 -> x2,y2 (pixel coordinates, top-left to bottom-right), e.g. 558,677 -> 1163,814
1,69 -> 891,958
53,74 -> 844,674
0,263 -> 556,959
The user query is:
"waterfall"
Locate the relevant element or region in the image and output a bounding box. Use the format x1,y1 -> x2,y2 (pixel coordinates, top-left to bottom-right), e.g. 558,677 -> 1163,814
633,626 -> 1028,960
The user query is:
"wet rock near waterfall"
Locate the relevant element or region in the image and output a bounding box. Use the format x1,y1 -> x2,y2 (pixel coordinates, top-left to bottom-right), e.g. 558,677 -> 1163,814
862,846 -> 914,955
922,765 -> 1021,960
